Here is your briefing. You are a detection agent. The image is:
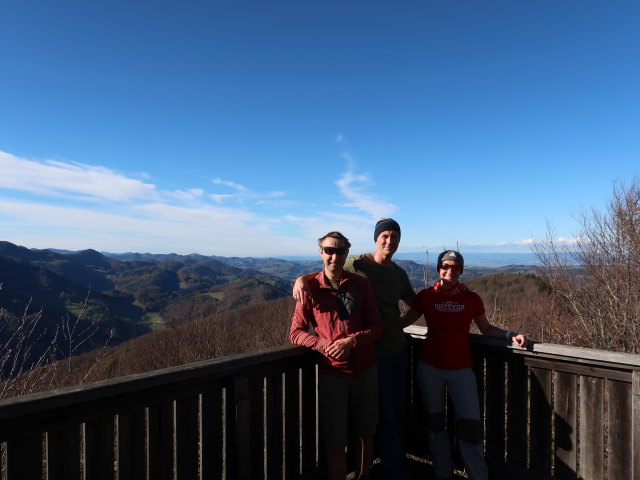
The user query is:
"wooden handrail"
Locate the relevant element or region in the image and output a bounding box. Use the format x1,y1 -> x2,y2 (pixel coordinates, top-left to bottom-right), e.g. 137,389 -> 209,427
1,331 -> 639,480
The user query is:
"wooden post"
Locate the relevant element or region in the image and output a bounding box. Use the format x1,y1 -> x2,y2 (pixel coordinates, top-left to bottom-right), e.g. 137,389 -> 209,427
633,371 -> 640,480
234,375 -> 252,479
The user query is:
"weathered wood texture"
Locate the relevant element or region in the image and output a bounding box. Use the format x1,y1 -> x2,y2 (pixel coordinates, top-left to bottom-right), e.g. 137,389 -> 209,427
405,327 -> 640,480
1,331 -> 639,480
0,345 -> 319,480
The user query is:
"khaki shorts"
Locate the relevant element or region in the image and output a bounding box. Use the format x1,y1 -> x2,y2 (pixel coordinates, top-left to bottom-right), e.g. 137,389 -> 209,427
318,365 -> 378,450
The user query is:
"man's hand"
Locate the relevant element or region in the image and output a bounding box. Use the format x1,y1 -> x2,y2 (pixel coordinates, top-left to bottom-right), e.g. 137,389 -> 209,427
512,333 -> 529,348
293,273 -> 317,303
324,337 -> 354,360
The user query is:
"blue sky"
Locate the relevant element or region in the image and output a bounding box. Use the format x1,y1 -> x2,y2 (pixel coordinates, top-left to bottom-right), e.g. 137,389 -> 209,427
1,0 -> 638,257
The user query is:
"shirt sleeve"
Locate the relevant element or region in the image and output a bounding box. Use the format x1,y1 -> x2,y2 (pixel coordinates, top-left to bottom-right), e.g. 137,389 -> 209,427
473,293 -> 486,317
289,294 -> 331,354
399,266 -> 416,304
410,289 -> 427,314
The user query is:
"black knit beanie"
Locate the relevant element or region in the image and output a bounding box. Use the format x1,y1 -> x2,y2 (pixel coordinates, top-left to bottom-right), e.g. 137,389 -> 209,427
437,250 -> 464,274
374,218 -> 401,242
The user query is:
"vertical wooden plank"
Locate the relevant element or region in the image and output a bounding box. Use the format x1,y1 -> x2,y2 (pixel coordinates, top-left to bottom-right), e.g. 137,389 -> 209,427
201,386 -> 223,480
249,376 -> 266,479
300,361 -> 318,476
117,409 -> 147,480
529,367 -> 552,475
175,396 -> 199,480
554,371 -> 577,479
579,376 -> 604,480
234,375 -> 253,479
284,367 -> 301,478
148,401 -> 175,480
484,354 -> 505,464
631,371 -> 640,480
608,379 -> 632,480
85,417 -> 115,480
46,425 -> 82,480
506,357 -> 527,469
223,385 -> 238,480
6,434 -> 42,480
266,373 -> 284,479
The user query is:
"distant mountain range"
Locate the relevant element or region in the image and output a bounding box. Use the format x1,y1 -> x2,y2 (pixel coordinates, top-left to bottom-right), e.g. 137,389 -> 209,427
0,241 -> 293,372
279,251 -> 541,267
1,240 -> 548,375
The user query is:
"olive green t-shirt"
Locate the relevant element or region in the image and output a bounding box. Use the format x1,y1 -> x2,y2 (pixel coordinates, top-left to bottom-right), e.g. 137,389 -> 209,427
344,253 -> 415,356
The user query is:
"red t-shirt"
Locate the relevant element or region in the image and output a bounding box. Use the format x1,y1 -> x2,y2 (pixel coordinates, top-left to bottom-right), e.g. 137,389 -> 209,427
412,282 -> 485,370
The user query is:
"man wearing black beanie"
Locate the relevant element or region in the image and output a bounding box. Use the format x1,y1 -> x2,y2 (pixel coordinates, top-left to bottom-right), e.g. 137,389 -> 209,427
293,218 -> 415,480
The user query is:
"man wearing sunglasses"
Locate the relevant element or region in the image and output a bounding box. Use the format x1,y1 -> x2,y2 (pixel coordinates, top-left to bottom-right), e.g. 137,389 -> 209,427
401,250 -> 528,480
290,231 -> 382,480
293,218 -> 416,480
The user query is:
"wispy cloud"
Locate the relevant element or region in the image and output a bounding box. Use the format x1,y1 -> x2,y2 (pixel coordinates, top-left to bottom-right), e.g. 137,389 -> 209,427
212,178 -> 248,193
0,151 -> 158,202
334,141 -> 396,220
211,177 -> 285,205
0,148 -> 398,255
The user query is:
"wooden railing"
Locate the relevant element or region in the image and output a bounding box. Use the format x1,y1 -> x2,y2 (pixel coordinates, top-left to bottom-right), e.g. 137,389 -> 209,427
404,326 -> 640,480
1,328 -> 639,479
0,346 -> 320,480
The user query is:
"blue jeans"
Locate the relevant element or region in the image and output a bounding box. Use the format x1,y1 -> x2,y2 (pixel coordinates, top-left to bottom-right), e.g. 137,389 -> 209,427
375,347 -> 409,480
417,362 -> 488,480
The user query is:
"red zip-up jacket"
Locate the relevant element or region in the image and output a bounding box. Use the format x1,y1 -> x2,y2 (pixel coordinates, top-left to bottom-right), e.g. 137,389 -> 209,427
290,270 -> 382,376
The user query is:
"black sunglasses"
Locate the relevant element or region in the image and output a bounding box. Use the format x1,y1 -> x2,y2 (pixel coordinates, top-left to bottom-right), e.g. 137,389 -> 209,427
321,246 -> 348,256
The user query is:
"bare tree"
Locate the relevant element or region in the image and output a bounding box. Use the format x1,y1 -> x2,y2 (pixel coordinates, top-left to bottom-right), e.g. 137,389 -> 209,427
0,288 -> 112,398
533,177 -> 640,353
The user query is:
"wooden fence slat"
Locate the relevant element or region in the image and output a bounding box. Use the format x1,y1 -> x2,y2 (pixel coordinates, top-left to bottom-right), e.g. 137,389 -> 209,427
506,357 -> 528,469
284,367 -> 301,477
579,376 -> 604,480
84,416 -> 115,480
117,409 -> 147,480
201,386 -> 223,480
631,371 -> 639,480
266,373 -> 284,479
554,371 -> 577,479
608,379 -> 632,480
300,362 -> 317,475
46,425 -> 82,480
249,375 -> 266,478
233,375 -> 253,479
485,355 -> 505,464
175,395 -> 200,479
148,402 -> 175,480
6,434 -> 42,480
529,367 -> 552,475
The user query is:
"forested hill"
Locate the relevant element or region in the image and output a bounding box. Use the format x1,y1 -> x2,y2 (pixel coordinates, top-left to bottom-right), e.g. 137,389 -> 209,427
0,240 -> 544,377
0,241 -> 292,367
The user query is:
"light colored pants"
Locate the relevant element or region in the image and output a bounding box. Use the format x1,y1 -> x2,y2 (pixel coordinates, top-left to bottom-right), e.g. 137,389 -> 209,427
416,362 -> 488,480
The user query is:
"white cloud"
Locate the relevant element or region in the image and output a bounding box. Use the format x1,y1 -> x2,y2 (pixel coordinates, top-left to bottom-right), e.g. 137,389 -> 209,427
334,163 -> 396,220
209,194 -> 235,203
165,188 -> 205,202
0,148 -> 397,256
0,151 -> 158,202
213,178 -> 248,193
210,177 -> 287,205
